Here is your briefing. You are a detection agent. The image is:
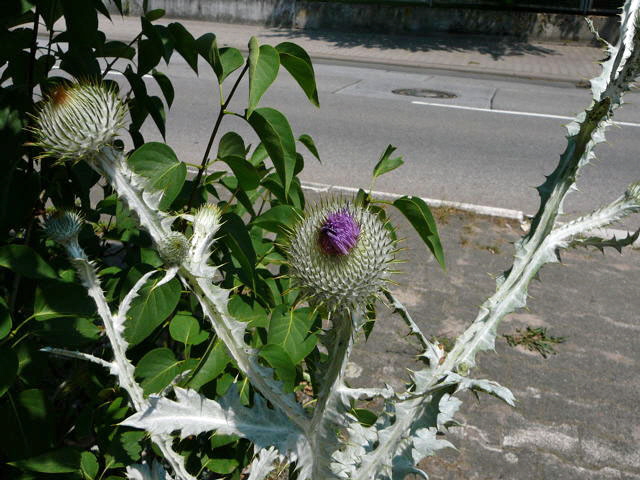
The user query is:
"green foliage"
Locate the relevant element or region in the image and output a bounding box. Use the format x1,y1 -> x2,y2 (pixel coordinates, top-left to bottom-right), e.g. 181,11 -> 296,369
124,271 -> 182,346
504,326 -> 566,358
128,142 -> 186,211
248,37 -> 280,116
0,0 -> 447,478
393,196 -> 446,269
372,144 -> 403,179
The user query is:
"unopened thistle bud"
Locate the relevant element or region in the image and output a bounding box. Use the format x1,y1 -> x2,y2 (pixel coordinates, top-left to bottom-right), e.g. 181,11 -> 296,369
625,181 -> 640,203
31,83 -> 127,162
287,200 -> 396,312
158,232 -> 189,265
193,204 -> 222,240
44,210 -> 86,259
189,204 -> 222,265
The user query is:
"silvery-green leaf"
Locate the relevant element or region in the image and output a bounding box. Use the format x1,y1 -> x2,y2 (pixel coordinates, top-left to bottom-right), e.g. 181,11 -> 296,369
122,386 -> 312,464
247,447 -> 281,480
126,461 -> 173,480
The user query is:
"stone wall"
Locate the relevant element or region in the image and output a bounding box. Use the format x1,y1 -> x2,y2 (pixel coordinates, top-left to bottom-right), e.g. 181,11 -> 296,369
120,0 -> 618,42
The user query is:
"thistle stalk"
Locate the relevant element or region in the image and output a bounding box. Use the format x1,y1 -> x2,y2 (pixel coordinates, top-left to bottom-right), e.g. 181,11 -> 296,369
308,312 -> 361,478
43,213 -> 194,480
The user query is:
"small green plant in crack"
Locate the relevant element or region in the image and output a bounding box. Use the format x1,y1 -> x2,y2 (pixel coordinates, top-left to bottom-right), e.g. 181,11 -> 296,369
503,326 -> 566,358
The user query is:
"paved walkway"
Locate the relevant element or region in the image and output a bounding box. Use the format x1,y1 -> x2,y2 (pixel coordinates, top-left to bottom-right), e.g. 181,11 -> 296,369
99,14 -> 605,84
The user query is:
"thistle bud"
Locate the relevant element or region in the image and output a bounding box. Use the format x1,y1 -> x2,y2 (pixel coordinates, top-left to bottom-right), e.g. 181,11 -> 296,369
31,83 -> 127,161
287,200 -> 396,312
625,181 -> 640,203
158,232 -> 189,266
44,210 -> 85,259
193,204 -> 222,240
189,204 -> 222,266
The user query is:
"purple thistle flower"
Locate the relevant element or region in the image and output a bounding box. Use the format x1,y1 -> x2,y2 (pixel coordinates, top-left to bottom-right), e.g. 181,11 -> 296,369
319,209 -> 361,255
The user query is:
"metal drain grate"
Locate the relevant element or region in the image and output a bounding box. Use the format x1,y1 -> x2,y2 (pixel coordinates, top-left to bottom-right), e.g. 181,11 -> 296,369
392,88 -> 457,99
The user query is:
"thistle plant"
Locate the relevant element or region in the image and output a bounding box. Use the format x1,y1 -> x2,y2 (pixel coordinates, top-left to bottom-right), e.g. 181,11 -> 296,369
5,1 -> 639,479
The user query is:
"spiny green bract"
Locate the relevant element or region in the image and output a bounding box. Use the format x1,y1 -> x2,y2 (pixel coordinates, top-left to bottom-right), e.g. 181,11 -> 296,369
31,82 -> 127,161
286,199 -> 396,312
158,232 -> 189,265
43,210 -> 86,259
44,210 -> 84,244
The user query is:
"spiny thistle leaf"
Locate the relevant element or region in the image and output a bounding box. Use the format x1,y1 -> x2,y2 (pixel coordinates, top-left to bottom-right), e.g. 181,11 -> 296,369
126,461 -> 174,480
570,229 -> 639,253
122,387 -> 312,470
246,447 -> 282,480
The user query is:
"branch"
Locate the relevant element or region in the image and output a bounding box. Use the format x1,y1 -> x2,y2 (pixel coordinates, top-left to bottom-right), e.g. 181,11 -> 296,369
382,289 -> 442,365
185,61 -> 250,212
71,256 -> 194,480
39,347 -> 113,370
308,312 -> 360,479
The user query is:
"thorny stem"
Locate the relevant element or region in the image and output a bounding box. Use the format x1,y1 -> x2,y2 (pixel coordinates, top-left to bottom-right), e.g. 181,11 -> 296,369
382,289 -> 431,352
71,257 -> 194,480
185,62 -> 250,212
309,311 -> 361,478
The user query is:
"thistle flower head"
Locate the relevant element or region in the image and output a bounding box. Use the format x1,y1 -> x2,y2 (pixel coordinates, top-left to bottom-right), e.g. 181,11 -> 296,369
287,200 -> 396,312
158,232 -> 189,265
31,82 -> 127,161
44,210 -> 85,258
318,209 -> 360,255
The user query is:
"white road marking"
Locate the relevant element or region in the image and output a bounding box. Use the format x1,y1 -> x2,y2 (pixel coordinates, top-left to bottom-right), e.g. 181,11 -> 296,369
302,181 -> 526,222
105,70 -> 153,80
412,100 -> 640,128
303,181 -> 639,244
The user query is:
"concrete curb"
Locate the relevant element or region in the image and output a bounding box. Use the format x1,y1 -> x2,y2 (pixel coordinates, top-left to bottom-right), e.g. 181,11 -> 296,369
301,181 -> 640,246
301,180 -> 526,221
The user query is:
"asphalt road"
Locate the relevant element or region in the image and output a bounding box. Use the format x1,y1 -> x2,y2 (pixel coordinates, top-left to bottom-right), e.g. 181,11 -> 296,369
107,56 -> 640,219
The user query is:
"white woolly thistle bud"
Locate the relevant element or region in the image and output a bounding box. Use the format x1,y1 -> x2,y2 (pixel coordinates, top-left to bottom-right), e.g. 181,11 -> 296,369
157,232 -> 189,265
287,200 -> 396,312
189,204 -> 222,266
193,204 -> 222,240
44,210 -> 86,259
30,82 -> 127,162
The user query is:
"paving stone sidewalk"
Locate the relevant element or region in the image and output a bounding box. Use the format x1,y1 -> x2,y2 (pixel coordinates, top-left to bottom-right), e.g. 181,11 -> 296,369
99,14 -> 604,83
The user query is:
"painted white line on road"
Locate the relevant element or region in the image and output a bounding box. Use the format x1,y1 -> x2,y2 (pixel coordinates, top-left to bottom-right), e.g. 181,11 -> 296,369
412,100 -> 640,128
105,70 -> 153,80
303,182 -> 639,244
